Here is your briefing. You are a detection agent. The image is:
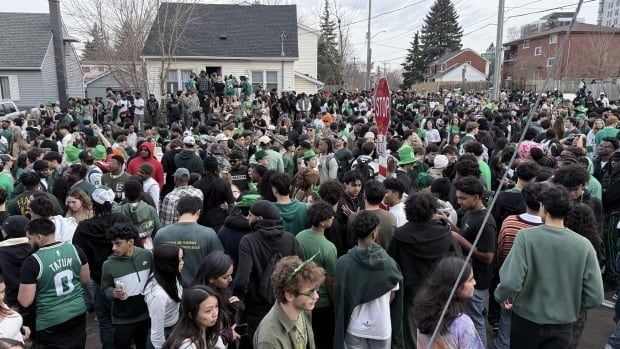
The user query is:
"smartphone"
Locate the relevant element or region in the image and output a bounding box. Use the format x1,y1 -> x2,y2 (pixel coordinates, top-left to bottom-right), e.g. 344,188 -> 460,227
236,323 -> 248,336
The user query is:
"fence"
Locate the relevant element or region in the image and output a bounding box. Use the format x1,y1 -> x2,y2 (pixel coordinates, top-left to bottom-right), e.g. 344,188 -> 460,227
409,81 -> 492,93
528,80 -> 620,100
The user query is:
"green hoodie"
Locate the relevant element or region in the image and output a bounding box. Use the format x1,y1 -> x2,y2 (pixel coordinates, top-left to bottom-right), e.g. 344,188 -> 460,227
274,200 -> 309,236
101,247 -> 153,324
113,201 -> 161,249
334,243 -> 403,349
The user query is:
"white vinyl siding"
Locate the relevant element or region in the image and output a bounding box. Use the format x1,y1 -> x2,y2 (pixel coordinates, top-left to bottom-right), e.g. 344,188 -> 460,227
295,25 -> 319,79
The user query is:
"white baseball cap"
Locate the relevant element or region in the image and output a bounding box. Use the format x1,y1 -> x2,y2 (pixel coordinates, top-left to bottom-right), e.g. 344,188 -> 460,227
215,133 -> 229,142
434,154 -> 449,169
183,136 -> 195,146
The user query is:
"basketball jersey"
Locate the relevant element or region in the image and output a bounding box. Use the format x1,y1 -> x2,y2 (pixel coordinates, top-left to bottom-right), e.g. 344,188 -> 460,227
32,243 -> 86,330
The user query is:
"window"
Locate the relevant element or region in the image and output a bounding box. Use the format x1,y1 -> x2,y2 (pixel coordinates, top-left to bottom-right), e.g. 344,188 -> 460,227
166,70 -> 179,93
523,40 -> 530,48
251,70 -> 279,92
534,46 -> 543,56
521,60 -> 528,70
549,34 -> 558,44
547,57 -> 555,67
0,77 -> 10,100
465,61 -> 471,65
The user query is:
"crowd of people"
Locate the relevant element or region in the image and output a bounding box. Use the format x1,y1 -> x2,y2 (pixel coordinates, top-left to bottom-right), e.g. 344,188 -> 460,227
0,79 -> 617,349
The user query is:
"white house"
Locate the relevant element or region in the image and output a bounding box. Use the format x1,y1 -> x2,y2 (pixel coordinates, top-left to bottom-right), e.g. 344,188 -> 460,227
141,3 -> 323,98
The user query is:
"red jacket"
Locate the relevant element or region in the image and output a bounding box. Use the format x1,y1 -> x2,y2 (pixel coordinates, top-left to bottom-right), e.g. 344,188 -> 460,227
127,142 -> 164,188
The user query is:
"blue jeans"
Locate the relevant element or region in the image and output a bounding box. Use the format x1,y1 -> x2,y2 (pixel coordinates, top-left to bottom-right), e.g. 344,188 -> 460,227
492,308 -> 511,349
609,319 -> 620,348
344,333 -> 391,349
94,283 -> 115,349
466,288 -> 487,347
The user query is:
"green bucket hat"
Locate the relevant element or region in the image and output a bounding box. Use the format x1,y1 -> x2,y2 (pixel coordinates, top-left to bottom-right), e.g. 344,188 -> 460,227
398,145 -> 416,166
64,145 -> 81,164
575,105 -> 588,113
237,194 -> 262,208
92,145 -> 107,161
303,150 -> 317,161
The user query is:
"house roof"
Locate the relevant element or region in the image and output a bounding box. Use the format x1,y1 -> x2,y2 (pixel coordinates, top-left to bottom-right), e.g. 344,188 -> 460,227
505,22 -> 620,45
141,3 -> 299,60
430,62 -> 485,80
294,71 -> 324,85
428,48 -> 485,66
0,13 -> 53,69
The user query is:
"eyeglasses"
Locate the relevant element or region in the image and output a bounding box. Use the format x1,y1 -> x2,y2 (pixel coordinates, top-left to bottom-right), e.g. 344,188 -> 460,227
297,288 -> 318,298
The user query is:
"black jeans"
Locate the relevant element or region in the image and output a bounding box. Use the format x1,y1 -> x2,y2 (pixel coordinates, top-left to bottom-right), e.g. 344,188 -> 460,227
36,313 -> 86,349
114,318 -> 151,349
511,313 -> 573,348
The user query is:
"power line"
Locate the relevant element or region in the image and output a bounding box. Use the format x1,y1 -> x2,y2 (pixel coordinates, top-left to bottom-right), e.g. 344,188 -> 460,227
340,0 -> 428,27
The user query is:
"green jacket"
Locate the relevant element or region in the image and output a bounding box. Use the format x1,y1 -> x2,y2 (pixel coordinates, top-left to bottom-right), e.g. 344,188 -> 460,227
495,225 -> 603,324
174,150 -> 204,174
334,243 -> 403,349
101,247 -> 153,324
113,201 -> 161,243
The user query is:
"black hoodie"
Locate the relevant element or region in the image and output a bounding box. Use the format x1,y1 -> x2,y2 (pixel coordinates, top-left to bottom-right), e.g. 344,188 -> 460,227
72,213 -> 133,284
232,218 -> 300,313
218,212 -> 253,274
388,219 -> 459,295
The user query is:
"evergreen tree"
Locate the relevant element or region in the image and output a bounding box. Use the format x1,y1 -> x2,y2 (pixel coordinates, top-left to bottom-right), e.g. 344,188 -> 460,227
82,23 -> 108,61
419,0 -> 463,65
401,31 -> 426,88
317,0 -> 343,85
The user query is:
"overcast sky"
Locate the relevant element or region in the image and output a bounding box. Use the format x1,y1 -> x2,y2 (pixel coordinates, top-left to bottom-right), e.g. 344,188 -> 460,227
4,0 -> 599,70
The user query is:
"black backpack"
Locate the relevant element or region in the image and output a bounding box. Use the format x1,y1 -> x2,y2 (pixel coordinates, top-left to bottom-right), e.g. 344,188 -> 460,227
258,250 -> 283,304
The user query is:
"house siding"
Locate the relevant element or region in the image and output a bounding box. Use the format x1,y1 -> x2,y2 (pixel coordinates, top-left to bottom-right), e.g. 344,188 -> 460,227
295,75 -> 319,95
295,25 -> 319,79
41,39 -> 59,105
0,70 -> 44,108
64,42 -> 84,98
435,63 -> 487,82
146,59 -> 295,97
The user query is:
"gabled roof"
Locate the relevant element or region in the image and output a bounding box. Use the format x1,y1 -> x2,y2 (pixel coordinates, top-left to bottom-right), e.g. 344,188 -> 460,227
428,48 -> 484,66
0,13 -> 52,69
294,71 -> 324,85
505,22 -> 620,45
430,62 -> 485,80
142,3 -> 299,60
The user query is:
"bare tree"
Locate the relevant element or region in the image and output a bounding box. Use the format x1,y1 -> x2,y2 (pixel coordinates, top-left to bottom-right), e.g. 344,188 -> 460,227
506,26 -> 520,42
564,32 -> 620,80
63,0 -> 201,96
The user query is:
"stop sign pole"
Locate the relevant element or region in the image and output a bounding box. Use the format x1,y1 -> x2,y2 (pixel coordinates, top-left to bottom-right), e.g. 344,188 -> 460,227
374,77 -> 390,180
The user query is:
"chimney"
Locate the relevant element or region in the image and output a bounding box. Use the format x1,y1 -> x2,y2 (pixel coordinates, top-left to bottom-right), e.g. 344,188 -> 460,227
49,0 -> 68,107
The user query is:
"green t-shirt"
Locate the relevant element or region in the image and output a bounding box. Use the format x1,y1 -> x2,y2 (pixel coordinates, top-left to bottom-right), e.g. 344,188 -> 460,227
32,243 -> 86,330
479,161 -> 492,191
0,172 -> 14,197
295,229 -> 337,309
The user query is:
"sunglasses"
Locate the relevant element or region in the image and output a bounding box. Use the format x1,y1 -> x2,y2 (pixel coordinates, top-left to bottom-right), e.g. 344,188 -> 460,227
297,288 -> 318,298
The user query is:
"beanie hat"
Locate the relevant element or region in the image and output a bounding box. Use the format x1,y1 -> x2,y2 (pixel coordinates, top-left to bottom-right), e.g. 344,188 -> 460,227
204,156 -> 219,172
2,216 -> 29,239
249,200 -> 281,220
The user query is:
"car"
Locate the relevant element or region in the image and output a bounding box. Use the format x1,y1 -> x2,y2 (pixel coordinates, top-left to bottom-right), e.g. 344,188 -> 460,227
0,100 -> 25,121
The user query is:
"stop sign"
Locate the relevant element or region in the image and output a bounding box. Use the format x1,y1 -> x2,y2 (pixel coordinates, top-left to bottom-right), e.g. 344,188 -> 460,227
374,77 -> 390,135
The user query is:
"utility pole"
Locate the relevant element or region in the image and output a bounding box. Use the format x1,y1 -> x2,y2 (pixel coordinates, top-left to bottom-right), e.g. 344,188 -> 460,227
492,0 -> 505,100
338,18 -> 344,87
365,0 -> 372,91
383,61 -> 387,76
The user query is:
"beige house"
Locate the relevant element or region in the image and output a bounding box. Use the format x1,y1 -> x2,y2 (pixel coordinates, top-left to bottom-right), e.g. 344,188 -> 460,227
141,3 -> 323,97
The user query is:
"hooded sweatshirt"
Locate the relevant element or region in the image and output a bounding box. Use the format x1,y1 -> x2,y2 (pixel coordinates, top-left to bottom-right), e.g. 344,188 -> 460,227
387,220 -> 459,296
232,218 -> 300,314
173,150 -> 204,174
72,213 -> 133,284
114,201 -> 161,249
101,246 -> 152,325
126,142 -> 164,188
218,212 -> 253,274
273,200 -> 309,236
491,188 -> 525,226
0,237 -> 32,307
334,243 -> 403,349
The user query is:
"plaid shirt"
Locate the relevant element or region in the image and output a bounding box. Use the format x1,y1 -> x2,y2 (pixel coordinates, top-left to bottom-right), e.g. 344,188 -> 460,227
159,186 -> 204,226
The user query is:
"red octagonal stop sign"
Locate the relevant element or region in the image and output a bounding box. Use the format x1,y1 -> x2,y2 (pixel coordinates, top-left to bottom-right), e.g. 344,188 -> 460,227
374,77 -> 390,136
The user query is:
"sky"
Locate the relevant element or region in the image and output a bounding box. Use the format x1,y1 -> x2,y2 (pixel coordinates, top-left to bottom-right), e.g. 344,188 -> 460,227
4,0 -> 599,70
